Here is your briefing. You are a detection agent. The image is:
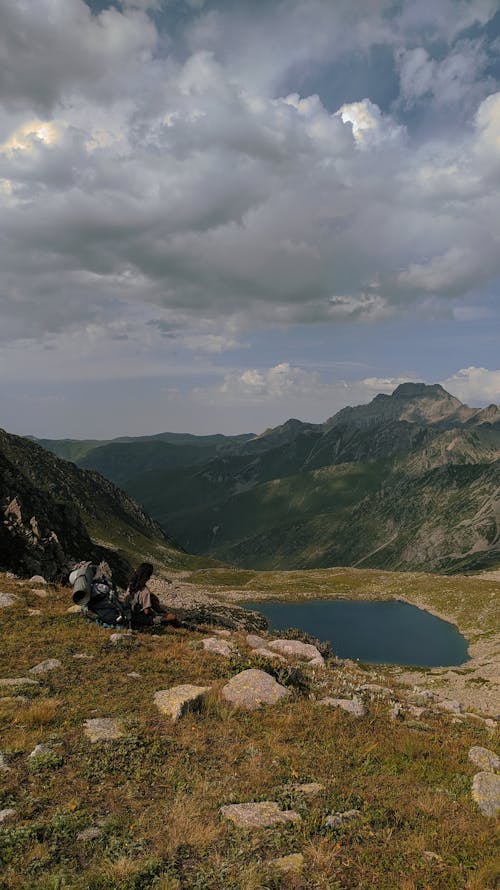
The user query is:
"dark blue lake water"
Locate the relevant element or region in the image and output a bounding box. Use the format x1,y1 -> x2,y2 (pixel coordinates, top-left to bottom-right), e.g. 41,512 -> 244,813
243,599 -> 469,667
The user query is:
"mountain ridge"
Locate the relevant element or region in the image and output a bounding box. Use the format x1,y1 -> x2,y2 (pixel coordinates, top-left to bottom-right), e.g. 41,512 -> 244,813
28,383 -> 500,575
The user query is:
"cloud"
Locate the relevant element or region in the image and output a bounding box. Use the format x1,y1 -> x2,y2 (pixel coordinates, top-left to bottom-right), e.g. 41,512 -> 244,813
0,0 -> 498,360
198,363 -> 415,411
336,99 -> 405,147
441,367 -> 500,404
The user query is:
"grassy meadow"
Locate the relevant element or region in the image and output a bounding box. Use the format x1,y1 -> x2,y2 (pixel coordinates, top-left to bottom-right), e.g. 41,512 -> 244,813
0,571 -> 498,889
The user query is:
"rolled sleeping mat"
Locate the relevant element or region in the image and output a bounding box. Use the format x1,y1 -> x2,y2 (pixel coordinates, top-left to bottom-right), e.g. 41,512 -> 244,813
71,564 -> 96,606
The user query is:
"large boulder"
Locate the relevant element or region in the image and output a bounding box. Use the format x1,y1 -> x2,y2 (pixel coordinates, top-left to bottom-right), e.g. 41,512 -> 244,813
222,669 -> 290,711
268,639 -> 325,667
154,685 -> 211,721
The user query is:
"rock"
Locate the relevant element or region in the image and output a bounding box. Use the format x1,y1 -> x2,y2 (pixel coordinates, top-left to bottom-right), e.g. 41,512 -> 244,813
437,699 -> 462,715
468,746 -> 500,773
271,853 -> 304,875
77,826 -> 103,842
268,639 -> 325,667
28,609 -> 42,616
251,648 -> 286,661
109,633 -> 136,646
0,752 -> 10,771
154,685 -> 211,721
72,653 -> 93,660
0,593 -> 18,608
286,782 -> 324,798
221,669 -> 291,711
67,605 -> 82,613
0,808 -> 16,824
471,772 -> 500,816
213,629 -> 232,638
325,808 -> 361,828
0,677 -> 39,688
319,697 -> 366,717
29,743 -> 51,759
33,588 -> 48,599
127,672 -> 141,679
422,851 -> 443,864
29,659 -> 62,674
29,576 -> 47,584
358,684 -> 392,696
202,637 -> 234,657
83,718 -> 124,742
220,801 -> 301,828
246,634 -> 267,649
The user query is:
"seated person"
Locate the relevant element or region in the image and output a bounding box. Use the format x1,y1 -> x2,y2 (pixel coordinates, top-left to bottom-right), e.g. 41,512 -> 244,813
125,562 -> 180,629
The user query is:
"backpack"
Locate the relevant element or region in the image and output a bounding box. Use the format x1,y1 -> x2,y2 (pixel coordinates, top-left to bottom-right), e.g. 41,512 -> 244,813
70,562 -> 131,628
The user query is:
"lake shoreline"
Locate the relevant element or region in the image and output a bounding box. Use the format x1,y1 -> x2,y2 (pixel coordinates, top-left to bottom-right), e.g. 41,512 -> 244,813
160,567 -> 500,718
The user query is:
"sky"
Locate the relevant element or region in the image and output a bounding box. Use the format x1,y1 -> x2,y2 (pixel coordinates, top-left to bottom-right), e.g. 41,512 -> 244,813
0,0 -> 499,439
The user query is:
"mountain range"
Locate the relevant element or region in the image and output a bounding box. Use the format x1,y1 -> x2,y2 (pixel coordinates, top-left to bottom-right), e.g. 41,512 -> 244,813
35,383 -> 500,575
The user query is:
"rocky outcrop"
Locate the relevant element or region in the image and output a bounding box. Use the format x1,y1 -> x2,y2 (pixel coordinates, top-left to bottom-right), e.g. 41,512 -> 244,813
0,427 -> 179,583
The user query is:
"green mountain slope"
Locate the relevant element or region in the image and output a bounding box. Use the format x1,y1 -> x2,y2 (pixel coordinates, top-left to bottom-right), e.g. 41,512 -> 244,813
0,428 -> 211,582
30,383 -> 500,574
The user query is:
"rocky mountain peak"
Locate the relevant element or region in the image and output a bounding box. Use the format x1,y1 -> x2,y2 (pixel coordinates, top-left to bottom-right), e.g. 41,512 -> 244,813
391,382 -> 451,400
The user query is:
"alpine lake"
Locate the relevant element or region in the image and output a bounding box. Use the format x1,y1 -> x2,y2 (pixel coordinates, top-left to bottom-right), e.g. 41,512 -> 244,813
243,599 -> 469,667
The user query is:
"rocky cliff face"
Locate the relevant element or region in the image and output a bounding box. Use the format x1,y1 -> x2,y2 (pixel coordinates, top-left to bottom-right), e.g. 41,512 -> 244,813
0,428 -> 181,582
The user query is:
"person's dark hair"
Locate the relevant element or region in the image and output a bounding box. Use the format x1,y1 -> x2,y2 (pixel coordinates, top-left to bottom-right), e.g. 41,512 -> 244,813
128,562 -> 154,596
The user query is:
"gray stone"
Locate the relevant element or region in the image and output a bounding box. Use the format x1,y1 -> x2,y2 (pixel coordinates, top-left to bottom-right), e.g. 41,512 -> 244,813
319,696 -> 366,717
437,699 -> 462,715
268,639 -> 325,667
67,605 -> 82,613
0,677 -> 39,688
0,752 -> 10,772
468,746 -> 500,773
29,743 -> 51,759
246,634 -> 267,649
286,782 -> 325,798
127,672 -> 141,678
220,801 -> 301,828
29,659 -> 62,674
271,853 -> 304,875
221,669 -> 291,711
29,576 -> 47,584
0,593 -> 18,608
28,609 -> 42,616
33,588 -> 48,599
422,851 -> 443,864
358,684 -> 392,696
325,808 -> 361,828
77,826 -> 103,842
84,718 -> 124,742
109,632 -> 136,646
154,685 -> 211,721
251,648 -> 286,661
202,637 -> 234,657
72,653 -> 93,660
471,772 -> 500,816
0,808 -> 16,824
213,629 -> 232,638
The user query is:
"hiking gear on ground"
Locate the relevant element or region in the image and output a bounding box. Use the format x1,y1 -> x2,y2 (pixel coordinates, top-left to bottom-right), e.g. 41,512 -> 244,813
70,562 -> 131,628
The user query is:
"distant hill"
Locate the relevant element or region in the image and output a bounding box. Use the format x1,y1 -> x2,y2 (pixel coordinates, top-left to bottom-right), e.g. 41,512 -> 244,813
0,428 -> 211,583
32,384 -> 500,574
